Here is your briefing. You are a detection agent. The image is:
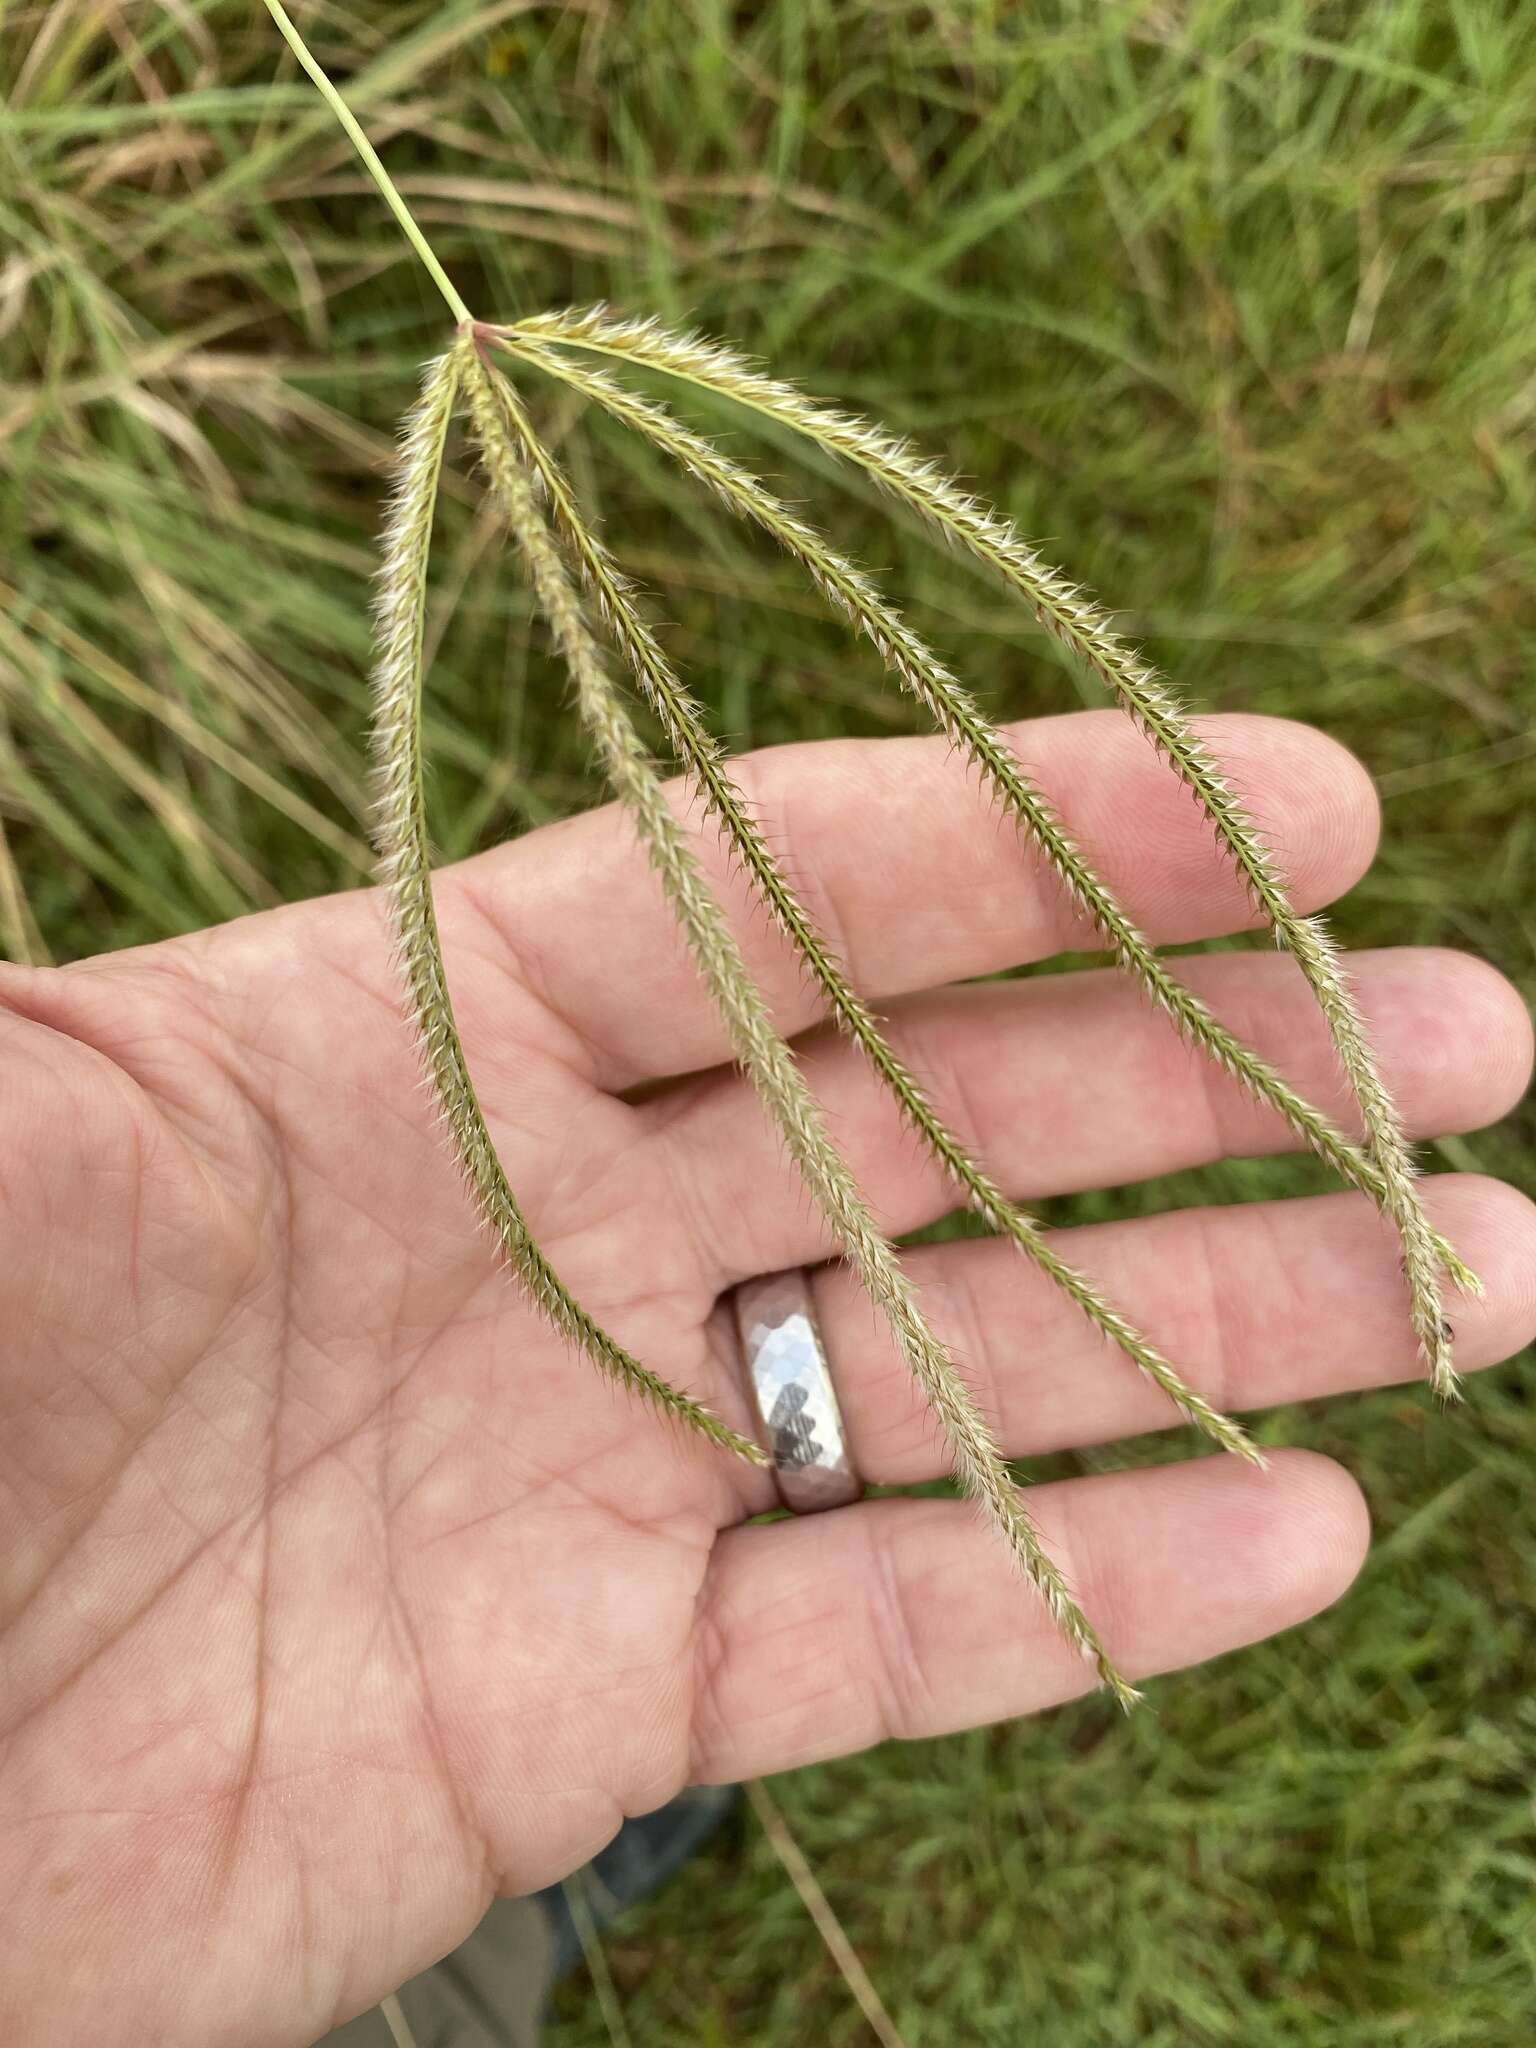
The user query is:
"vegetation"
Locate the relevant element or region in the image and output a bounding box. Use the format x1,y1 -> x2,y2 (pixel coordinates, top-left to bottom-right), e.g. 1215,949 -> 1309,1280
2,2 -> 1532,2040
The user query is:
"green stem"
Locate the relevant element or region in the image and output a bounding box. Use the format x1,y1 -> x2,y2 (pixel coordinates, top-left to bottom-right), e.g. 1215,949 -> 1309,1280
260,0 -> 472,327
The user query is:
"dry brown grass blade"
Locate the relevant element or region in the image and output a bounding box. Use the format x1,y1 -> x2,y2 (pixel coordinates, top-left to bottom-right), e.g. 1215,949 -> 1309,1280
748,1780 -> 910,2048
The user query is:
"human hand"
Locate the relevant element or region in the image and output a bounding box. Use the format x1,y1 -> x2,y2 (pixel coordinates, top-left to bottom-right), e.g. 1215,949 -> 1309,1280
1,710 -> 1531,2046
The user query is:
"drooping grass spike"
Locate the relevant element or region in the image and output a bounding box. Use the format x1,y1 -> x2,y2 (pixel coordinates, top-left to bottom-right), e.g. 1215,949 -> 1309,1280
371,347 -> 763,1469
476,336 -> 1257,1463
495,333 -> 1455,1267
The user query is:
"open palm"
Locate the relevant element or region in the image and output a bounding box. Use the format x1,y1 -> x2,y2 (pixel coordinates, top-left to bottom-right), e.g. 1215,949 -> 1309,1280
1,709 -> 1531,2047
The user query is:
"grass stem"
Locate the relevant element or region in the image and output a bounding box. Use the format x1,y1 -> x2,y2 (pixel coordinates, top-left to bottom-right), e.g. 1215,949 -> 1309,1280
260,0 -> 473,326
747,1779 -> 909,2048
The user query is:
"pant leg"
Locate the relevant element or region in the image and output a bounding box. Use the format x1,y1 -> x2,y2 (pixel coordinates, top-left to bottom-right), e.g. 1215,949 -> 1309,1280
317,1895 -> 554,2048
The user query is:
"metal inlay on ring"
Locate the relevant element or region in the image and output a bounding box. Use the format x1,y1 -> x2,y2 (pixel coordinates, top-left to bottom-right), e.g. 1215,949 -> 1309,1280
732,1269 -> 863,1513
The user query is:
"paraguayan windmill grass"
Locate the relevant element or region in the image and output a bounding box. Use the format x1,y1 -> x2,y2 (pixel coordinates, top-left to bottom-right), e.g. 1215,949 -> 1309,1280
262,0 -> 1477,1706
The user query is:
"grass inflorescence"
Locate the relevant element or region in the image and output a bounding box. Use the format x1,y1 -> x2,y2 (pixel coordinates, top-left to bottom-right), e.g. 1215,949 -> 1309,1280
256,0 -> 1474,1700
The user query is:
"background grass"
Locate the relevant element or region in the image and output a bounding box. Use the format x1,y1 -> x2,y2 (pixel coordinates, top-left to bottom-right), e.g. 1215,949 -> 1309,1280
2,1 -> 1533,2040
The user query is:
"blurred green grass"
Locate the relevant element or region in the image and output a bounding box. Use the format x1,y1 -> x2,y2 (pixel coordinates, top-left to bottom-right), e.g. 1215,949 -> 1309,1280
2,2 -> 1532,2040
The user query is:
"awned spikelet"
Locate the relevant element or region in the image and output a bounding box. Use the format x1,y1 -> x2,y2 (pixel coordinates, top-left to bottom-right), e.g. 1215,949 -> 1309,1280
263,0 -> 1477,1700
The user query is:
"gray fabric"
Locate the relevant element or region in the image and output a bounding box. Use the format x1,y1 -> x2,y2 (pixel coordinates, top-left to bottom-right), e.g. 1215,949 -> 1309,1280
318,1895 -> 554,2048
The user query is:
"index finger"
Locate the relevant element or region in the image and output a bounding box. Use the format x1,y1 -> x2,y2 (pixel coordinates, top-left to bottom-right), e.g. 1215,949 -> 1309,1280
442,709 -> 1379,1092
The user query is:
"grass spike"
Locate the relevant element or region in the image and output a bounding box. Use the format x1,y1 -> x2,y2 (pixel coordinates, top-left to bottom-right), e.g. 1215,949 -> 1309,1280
478,336 -> 1258,1462
508,306 -> 1476,1394
370,346 -> 763,1468
459,335 -> 1140,1707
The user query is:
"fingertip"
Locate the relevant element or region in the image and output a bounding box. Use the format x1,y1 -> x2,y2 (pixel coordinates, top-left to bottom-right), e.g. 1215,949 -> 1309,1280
1411,949 -> 1534,1127
1133,1448 -> 1371,1655
1330,947 -> 1532,1145
1060,1447 -> 1372,1679
1311,731 -> 1382,907
1052,709 -> 1384,944
1204,714 -> 1381,915
1462,952 -> 1535,1108
1256,1448 -> 1372,1622
1424,1174 -> 1536,1363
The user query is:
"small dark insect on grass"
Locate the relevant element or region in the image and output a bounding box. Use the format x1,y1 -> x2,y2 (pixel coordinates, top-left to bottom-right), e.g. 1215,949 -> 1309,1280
261,0 -> 1475,1707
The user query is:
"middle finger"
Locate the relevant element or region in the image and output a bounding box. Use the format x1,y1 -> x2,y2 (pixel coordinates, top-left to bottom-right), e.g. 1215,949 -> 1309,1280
647,943 -> 1529,1288
806,1174 -> 1536,1484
